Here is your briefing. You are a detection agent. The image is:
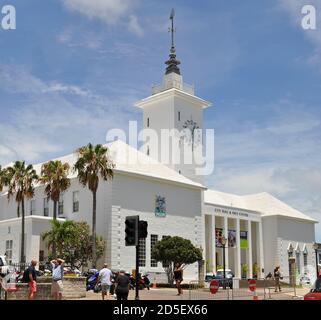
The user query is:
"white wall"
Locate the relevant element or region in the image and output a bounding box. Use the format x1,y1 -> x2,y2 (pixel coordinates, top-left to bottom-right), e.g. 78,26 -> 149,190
109,173 -> 203,281
262,215 -> 316,278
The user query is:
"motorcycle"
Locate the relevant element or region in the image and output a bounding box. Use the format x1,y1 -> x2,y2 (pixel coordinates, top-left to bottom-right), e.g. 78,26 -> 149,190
129,273 -> 150,290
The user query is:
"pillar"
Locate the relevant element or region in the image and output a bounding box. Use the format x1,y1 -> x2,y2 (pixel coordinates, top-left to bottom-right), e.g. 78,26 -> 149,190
248,220 -> 253,278
258,221 -> 265,278
223,216 -> 229,269
236,218 -> 241,278
211,215 -> 216,273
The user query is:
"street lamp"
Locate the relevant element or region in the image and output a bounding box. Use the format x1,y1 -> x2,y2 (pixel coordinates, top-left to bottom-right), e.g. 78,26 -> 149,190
313,243 -> 319,278
221,236 -> 227,284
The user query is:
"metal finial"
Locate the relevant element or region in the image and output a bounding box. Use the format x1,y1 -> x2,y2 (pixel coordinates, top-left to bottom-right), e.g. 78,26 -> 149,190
170,9 -> 175,50
165,8 -> 181,75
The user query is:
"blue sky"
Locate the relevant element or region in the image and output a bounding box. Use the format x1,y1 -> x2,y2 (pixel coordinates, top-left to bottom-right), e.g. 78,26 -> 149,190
0,0 -> 321,239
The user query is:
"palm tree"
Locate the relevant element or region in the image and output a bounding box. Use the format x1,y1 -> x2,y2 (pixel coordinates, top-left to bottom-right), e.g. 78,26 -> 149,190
74,143 -> 114,268
39,160 -> 70,258
42,219 -> 75,258
6,161 -> 38,263
39,160 -> 71,220
0,165 -> 8,192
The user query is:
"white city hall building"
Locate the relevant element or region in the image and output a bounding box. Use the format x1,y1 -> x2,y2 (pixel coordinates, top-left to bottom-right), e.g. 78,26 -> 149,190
0,31 -> 318,283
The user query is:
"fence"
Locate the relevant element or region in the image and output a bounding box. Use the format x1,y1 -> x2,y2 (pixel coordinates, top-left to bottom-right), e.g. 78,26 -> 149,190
189,276 -> 298,300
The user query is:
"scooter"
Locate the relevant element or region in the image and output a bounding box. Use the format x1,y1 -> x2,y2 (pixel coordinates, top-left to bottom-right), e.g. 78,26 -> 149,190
86,271 -> 100,292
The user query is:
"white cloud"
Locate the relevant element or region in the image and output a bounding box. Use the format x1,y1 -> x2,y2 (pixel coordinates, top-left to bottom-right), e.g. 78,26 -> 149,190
277,0 -> 321,70
128,15 -> 144,37
207,99 -> 321,240
61,0 -> 142,36
0,65 -> 142,165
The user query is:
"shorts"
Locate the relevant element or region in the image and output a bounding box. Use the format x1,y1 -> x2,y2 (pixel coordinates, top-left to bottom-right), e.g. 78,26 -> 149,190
29,281 -> 37,294
51,280 -> 63,294
101,284 -> 111,294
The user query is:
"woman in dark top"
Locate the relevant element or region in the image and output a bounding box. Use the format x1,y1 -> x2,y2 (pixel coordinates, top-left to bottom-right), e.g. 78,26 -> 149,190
174,263 -> 184,295
115,270 -> 130,300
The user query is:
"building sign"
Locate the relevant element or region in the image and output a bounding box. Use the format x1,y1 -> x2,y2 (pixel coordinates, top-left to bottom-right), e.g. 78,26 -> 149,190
155,195 -> 166,217
214,207 -> 249,218
240,231 -> 248,249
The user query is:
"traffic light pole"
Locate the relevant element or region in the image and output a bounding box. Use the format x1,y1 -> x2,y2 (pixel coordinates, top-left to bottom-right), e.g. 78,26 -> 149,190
135,242 -> 140,300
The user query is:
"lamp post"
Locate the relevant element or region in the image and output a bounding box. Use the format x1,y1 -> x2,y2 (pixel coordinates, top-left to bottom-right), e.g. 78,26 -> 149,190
313,243 -> 319,279
70,248 -> 75,269
221,236 -> 227,288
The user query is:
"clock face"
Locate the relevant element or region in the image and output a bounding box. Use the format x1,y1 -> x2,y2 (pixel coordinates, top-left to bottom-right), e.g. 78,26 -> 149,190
181,119 -> 201,150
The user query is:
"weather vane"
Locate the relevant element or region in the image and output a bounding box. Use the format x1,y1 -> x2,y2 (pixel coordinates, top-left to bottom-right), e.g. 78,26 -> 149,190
165,8 -> 181,75
169,8 -> 176,53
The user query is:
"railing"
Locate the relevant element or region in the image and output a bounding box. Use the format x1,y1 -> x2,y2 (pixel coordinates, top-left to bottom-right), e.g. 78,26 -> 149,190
152,82 -> 195,95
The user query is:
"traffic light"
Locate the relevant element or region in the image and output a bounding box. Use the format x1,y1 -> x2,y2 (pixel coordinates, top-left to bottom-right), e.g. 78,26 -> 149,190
139,220 -> 148,239
125,216 -> 139,246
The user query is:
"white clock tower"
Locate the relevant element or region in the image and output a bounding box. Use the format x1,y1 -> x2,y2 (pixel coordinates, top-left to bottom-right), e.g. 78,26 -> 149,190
135,10 -> 212,184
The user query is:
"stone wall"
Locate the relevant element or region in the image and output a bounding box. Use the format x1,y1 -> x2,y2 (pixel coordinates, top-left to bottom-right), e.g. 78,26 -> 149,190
6,277 -> 86,300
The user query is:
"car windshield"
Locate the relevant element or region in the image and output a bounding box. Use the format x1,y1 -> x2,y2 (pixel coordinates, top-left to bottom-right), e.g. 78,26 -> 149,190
217,271 -> 232,276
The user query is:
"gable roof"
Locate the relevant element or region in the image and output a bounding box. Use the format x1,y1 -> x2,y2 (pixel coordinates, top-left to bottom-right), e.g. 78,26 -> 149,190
13,140 -> 205,191
205,190 -> 317,223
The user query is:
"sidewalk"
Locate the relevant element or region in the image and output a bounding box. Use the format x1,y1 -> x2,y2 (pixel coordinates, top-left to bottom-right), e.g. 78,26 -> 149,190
74,287 -> 309,300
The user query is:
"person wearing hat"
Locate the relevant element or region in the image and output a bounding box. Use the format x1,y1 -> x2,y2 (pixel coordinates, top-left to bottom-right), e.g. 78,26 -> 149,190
115,270 -> 130,301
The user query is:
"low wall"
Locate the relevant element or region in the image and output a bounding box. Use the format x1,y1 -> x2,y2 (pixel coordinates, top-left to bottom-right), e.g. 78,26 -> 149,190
6,277 -> 86,300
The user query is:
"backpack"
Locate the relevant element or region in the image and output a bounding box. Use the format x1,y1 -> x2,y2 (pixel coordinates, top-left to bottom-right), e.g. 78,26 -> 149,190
22,268 -> 30,283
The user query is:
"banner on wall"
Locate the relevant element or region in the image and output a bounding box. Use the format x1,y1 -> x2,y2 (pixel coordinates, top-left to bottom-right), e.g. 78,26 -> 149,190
240,231 -> 248,249
228,230 -> 236,248
215,228 -> 223,247
216,229 -> 237,248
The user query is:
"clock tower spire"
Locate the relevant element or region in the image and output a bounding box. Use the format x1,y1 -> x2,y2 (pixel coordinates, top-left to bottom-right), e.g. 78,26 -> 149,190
134,9 -> 212,183
165,9 -> 181,76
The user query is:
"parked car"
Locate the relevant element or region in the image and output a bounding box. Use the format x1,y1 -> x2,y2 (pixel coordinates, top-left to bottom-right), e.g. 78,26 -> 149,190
304,278 -> 321,300
205,273 -> 215,282
213,269 -> 234,289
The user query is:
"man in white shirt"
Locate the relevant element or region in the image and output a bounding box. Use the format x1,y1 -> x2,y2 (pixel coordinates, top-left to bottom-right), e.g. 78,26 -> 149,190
51,258 -> 65,300
97,263 -> 112,300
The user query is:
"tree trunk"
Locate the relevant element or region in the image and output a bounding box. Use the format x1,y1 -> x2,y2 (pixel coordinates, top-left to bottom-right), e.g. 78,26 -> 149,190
17,203 -> 20,218
52,201 -> 57,258
20,198 -> 25,263
92,191 -> 97,268
53,200 -> 57,220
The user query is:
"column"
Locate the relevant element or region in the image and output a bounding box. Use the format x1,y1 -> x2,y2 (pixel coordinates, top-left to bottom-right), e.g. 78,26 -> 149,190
236,218 -> 241,278
211,215 -> 216,273
223,216 -> 229,269
258,221 -> 265,278
247,220 -> 253,278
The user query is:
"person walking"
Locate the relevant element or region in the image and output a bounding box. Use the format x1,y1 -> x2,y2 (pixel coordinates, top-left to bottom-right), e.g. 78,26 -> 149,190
97,263 -> 112,300
115,270 -> 130,301
51,258 -> 65,300
274,266 -> 282,292
26,260 -> 37,300
174,263 -> 184,295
